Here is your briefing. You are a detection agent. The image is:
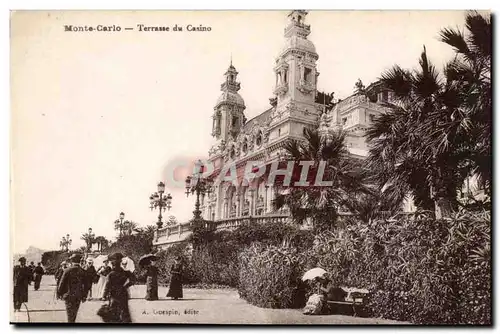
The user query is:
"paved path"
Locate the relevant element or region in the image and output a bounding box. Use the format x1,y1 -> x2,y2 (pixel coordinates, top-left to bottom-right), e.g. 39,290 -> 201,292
11,276 -> 404,324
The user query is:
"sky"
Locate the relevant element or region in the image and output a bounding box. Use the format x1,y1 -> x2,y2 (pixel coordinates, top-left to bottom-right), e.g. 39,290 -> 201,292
10,10 -> 472,253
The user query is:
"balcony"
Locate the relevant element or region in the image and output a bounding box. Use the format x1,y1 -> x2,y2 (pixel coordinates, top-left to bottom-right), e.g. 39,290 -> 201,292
154,213 -> 290,247
208,213 -> 289,230
273,83 -> 288,96
298,79 -> 315,94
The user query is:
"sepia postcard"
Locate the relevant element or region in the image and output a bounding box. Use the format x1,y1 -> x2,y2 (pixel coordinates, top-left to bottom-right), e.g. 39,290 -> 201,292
10,10 -> 492,325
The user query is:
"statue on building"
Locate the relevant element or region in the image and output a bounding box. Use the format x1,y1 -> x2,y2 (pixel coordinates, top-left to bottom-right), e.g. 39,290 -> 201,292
354,79 -> 366,95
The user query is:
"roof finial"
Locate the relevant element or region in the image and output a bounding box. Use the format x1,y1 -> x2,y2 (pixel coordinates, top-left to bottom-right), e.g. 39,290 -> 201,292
230,52 -> 233,67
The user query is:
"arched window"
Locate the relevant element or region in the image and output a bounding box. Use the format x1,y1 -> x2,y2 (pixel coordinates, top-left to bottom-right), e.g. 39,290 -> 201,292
242,138 -> 248,153
230,146 -> 235,159
256,131 -> 263,146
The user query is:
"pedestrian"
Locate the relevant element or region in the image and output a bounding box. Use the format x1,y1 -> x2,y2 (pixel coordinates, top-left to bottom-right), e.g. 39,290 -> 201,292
13,257 -> 31,312
102,252 -> 135,323
33,262 -> 45,291
55,261 -> 68,299
143,260 -> 158,301
57,253 -> 87,323
84,258 -> 97,301
166,256 -> 183,300
28,261 -> 35,280
96,258 -> 111,300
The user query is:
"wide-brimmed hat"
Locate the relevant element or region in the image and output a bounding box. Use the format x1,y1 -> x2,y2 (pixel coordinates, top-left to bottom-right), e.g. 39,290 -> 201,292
18,257 -> 26,263
69,253 -> 83,263
108,252 -> 124,261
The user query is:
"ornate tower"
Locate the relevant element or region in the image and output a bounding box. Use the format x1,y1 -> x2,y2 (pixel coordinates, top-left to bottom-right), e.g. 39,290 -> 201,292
211,62 -> 246,143
269,10 -> 320,141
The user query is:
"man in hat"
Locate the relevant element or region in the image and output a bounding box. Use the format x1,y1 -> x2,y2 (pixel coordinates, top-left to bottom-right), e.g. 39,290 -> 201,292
13,257 -> 32,312
84,258 -> 97,301
102,252 -> 135,323
55,261 -> 68,298
33,262 -> 45,291
57,253 -> 87,323
28,261 -> 36,281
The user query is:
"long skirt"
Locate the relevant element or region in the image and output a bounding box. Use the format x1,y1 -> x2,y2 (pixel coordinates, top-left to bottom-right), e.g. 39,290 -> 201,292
33,274 -> 43,291
109,297 -> 131,323
145,277 -> 158,301
95,276 -> 108,299
166,274 -> 183,299
13,284 -> 28,310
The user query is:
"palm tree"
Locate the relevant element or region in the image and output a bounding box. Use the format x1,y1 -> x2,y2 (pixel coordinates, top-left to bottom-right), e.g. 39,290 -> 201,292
366,12 -> 491,219
122,221 -> 139,236
273,128 -> 369,230
81,231 -> 95,252
438,11 -> 491,195
94,236 -> 109,252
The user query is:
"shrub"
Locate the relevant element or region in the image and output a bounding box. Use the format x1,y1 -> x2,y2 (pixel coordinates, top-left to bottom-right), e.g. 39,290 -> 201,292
155,243 -> 196,285
238,242 -> 311,309
41,250 -> 78,275
312,211 -> 491,324
184,221 -> 314,289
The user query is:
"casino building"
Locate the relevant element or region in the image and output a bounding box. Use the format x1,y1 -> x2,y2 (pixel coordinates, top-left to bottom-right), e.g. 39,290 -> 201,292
154,10 -> 415,248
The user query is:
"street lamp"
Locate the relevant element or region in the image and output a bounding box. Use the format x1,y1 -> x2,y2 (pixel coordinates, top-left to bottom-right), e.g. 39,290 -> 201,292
87,228 -> 95,252
185,160 -> 213,222
150,181 -> 173,229
114,212 -> 128,238
60,234 -> 72,252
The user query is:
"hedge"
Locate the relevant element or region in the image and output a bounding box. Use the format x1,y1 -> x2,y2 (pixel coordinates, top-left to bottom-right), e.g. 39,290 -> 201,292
238,242 -> 311,309
312,211 -> 491,324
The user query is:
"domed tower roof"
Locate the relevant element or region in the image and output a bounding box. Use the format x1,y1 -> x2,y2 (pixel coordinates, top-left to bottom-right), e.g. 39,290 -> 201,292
215,62 -> 246,108
279,10 -> 318,59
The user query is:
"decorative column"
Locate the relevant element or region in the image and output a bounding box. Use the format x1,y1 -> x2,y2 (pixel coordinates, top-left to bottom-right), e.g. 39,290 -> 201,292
223,197 -> 228,218
264,185 -> 269,214
249,189 -> 255,216
235,191 -> 241,217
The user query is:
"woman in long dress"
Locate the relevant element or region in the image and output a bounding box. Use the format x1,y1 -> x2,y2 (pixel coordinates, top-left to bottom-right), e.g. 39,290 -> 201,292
166,257 -> 183,300
144,261 -> 159,301
96,259 -> 111,300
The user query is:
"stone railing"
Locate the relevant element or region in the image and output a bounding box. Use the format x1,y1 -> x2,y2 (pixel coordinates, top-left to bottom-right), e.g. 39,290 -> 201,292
154,221 -> 193,245
208,213 -> 289,230
154,213 -> 290,246
273,82 -> 288,96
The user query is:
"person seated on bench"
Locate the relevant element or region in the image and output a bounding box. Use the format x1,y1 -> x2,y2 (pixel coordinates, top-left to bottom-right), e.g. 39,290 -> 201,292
319,276 -> 347,302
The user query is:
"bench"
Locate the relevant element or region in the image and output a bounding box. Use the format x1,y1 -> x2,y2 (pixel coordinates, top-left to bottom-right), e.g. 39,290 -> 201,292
326,291 -> 367,317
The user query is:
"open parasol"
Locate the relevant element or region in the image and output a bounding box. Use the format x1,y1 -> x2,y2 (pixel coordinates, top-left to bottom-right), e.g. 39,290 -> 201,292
121,256 -> 135,273
302,267 -> 327,281
139,254 -> 158,267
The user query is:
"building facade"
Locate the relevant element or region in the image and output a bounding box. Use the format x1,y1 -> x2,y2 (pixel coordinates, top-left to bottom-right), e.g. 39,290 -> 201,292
154,10 -> 412,248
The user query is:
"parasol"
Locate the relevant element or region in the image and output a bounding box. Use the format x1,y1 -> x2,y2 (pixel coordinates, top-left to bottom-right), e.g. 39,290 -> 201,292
121,256 -> 135,273
139,254 -> 158,267
302,267 -> 327,281
92,255 -> 108,269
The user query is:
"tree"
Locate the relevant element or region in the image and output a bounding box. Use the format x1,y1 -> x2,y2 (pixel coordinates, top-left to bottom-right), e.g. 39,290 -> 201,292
366,12 -> 491,219
94,236 -> 109,252
114,218 -> 138,239
438,11 -> 491,196
135,225 -> 157,243
81,231 -> 96,252
122,221 -> 139,237
273,128 -> 370,230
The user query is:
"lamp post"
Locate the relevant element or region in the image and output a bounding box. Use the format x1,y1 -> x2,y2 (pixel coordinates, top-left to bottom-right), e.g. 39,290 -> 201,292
150,182 -> 173,229
114,212 -> 128,238
60,234 -> 72,252
185,160 -> 213,222
86,227 -> 95,252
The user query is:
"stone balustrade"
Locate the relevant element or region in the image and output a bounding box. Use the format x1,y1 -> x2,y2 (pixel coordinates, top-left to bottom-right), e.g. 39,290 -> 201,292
153,213 -> 290,247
